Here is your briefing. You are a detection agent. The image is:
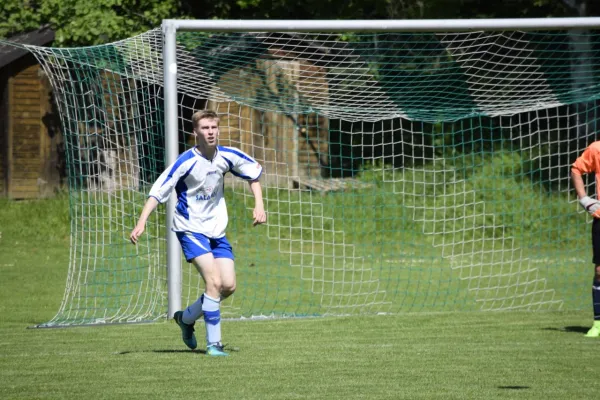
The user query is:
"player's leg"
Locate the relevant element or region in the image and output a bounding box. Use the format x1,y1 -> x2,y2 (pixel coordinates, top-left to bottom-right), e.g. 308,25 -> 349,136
182,294 -> 204,325
198,236 -> 236,356
585,220 -> 600,337
211,235 -> 236,299
585,264 -> 600,337
200,258 -> 235,356
189,251 -> 228,355
173,232 -> 219,350
216,257 -> 236,299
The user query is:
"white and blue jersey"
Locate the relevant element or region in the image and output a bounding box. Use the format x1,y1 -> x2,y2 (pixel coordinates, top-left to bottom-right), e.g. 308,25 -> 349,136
148,145 -> 262,239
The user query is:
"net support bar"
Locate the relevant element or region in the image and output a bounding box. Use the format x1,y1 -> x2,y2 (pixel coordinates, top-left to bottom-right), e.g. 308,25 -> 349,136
163,22 -> 181,318
162,17 -> 600,33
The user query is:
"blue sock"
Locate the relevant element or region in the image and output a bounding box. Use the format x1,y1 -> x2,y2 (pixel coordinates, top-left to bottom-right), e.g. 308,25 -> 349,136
202,294 -> 222,346
182,294 -> 204,325
593,280 -> 600,321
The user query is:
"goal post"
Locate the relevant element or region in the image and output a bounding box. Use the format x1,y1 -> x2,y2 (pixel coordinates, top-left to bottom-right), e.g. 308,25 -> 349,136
163,22 -> 182,319
161,17 -> 600,319
11,18 -> 600,327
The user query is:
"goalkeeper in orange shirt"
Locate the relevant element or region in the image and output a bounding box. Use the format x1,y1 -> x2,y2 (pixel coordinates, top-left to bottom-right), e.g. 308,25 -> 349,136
571,141 -> 600,337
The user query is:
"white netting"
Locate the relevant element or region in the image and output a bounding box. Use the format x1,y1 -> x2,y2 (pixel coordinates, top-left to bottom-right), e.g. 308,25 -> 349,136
8,26 -> 597,325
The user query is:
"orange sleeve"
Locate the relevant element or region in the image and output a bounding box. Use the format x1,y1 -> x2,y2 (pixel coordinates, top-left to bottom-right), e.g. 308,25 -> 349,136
572,146 -> 598,175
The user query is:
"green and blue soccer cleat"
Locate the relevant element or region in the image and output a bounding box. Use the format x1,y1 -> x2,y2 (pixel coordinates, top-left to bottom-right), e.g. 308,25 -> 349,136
584,321 -> 600,338
173,311 -> 197,349
206,343 -> 229,357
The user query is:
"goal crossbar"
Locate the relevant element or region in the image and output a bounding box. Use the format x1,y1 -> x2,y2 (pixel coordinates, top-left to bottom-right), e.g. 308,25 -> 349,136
163,18 -> 600,33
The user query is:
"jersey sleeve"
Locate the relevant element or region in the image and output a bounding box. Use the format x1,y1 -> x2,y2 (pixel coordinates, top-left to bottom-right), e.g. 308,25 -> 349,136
148,156 -> 191,203
221,147 -> 263,180
572,146 -> 599,175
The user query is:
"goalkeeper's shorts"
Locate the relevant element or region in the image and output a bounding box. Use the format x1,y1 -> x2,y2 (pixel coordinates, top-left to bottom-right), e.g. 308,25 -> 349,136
176,232 -> 234,262
592,219 -> 600,265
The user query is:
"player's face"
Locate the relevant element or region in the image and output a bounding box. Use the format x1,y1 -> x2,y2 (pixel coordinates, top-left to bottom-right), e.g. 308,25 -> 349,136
194,118 -> 219,147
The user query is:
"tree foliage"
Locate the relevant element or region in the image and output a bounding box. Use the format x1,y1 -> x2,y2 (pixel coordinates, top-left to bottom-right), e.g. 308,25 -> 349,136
182,0 -> 599,20
1,0 -> 181,45
2,0 -> 599,46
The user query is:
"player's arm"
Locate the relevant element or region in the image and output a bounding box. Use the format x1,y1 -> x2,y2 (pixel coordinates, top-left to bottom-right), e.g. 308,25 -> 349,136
222,146 -> 266,225
572,150 -> 600,218
571,168 -> 587,199
248,179 -> 266,226
130,158 -> 187,244
130,196 -> 159,244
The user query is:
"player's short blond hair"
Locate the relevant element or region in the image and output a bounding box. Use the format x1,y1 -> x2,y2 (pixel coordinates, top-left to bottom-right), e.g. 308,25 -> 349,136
192,110 -> 220,129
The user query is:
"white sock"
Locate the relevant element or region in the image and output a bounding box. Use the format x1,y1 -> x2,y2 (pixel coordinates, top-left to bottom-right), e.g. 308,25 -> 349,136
202,293 -> 221,346
182,294 -> 204,325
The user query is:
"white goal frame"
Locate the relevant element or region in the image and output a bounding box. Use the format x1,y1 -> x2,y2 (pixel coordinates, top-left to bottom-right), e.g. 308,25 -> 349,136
161,17 -> 600,317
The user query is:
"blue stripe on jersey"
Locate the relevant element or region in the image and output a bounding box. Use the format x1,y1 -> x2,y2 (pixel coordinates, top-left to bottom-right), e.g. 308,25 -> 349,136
175,161 -> 197,220
229,168 -> 263,180
218,146 -> 255,162
219,147 -> 258,180
220,155 -> 251,179
160,149 -> 196,188
220,154 -> 253,179
227,167 -> 253,180
221,154 -> 234,171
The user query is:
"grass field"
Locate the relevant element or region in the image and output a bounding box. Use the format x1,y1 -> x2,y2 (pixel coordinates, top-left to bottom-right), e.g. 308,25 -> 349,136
0,195 -> 598,399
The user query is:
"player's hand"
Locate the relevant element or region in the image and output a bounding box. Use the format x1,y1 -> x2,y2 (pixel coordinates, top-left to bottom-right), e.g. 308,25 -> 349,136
130,223 -> 146,244
579,196 -> 600,218
252,207 -> 267,226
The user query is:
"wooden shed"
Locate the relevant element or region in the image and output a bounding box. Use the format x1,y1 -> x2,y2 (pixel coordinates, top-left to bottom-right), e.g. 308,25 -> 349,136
0,26 -> 62,199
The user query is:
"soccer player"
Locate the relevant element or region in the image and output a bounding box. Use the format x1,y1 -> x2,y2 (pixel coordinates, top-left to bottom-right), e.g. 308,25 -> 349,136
571,141 -> 600,338
130,110 -> 267,355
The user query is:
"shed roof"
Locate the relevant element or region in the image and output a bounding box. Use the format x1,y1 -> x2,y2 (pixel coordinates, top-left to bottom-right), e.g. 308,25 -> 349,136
0,25 -> 55,69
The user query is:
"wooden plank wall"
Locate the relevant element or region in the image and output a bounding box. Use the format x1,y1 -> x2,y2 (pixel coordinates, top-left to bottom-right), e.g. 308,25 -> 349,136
38,70 -> 62,197
8,64 -> 49,199
296,62 -> 329,179
208,59 -> 329,188
0,73 -> 6,196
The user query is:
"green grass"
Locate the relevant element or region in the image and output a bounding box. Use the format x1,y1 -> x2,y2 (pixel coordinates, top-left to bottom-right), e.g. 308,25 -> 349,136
0,196 -> 598,399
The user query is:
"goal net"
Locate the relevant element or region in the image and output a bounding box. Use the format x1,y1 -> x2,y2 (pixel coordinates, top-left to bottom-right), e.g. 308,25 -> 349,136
15,21 -> 600,326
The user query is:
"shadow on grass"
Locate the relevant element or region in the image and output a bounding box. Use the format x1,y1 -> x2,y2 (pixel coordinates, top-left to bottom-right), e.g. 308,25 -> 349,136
497,386 -> 530,390
117,349 -> 207,355
542,326 -> 589,334
117,346 -> 240,355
